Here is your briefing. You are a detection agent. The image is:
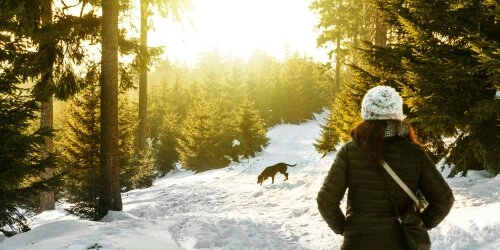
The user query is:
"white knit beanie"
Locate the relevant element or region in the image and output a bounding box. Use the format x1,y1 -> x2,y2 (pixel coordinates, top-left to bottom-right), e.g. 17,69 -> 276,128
361,86 -> 405,121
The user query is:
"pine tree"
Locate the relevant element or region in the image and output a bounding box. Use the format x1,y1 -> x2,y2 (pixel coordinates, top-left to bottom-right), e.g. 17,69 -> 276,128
246,51 -> 282,125
155,105 -> 181,176
281,54 -> 328,123
148,64 -> 191,176
177,96 -> 235,172
59,84 -> 101,220
137,0 -> 188,156
323,0 -> 500,175
0,89 -> 55,234
466,5 -> 500,175
377,0 -> 499,176
1,0 -> 102,212
234,99 -> 269,158
117,94 -> 150,191
311,0 -> 390,153
310,0 -> 379,90
0,2 -> 59,234
314,63 -> 377,154
59,84 -> 142,220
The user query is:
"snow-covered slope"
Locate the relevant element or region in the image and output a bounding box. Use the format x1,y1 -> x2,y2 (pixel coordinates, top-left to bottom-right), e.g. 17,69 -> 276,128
2,113 -> 499,250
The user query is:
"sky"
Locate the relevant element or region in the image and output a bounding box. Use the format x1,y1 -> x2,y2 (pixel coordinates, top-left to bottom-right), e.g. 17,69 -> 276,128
149,0 -> 328,64
2,111 -> 500,249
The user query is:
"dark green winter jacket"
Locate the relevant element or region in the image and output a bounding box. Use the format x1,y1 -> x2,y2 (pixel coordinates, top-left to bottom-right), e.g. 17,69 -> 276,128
317,138 -> 454,249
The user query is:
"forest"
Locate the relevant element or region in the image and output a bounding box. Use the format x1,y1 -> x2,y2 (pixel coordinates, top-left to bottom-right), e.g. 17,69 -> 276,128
1,0 -> 499,237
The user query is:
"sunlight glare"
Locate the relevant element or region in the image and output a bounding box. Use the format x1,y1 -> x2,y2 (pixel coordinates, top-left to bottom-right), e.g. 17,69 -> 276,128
149,0 -> 326,64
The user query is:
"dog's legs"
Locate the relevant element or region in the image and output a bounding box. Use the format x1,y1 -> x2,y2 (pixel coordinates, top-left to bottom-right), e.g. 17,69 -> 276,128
271,176 -> 275,184
284,172 -> 289,181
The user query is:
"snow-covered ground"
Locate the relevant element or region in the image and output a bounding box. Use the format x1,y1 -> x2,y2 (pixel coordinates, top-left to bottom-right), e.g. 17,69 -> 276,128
2,113 -> 499,250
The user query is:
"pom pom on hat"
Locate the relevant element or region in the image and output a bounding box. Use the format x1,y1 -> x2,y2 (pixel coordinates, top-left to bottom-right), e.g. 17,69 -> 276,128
361,86 -> 405,121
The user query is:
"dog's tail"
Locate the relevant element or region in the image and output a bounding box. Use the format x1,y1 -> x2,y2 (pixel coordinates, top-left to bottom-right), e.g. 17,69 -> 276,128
287,163 -> 297,167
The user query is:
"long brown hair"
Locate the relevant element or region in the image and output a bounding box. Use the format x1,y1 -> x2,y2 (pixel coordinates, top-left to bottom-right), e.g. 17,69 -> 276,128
350,120 -> 418,163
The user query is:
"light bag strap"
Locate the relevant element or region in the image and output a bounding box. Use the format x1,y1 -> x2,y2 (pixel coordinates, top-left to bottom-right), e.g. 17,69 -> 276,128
380,160 -> 420,206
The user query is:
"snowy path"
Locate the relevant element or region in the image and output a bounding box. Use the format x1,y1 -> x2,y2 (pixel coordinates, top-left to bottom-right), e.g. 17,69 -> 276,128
121,115 -> 340,250
2,113 -> 500,250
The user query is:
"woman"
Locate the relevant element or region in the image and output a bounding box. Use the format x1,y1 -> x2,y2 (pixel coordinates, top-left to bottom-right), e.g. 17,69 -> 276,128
317,86 -> 454,249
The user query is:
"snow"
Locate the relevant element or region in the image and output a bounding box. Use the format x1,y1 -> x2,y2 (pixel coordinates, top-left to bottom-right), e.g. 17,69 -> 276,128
2,112 -> 499,250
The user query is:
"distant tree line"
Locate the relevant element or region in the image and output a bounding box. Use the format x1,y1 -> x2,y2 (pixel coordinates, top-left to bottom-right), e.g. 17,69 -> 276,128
147,51 -> 330,174
311,0 -> 499,177
50,51 -> 330,222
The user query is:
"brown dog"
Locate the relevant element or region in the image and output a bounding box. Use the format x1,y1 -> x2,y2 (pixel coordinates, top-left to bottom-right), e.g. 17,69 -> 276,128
257,162 -> 296,185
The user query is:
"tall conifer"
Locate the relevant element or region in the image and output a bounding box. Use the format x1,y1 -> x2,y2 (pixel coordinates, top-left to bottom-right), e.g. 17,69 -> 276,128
234,99 -> 269,158
0,1 -> 62,234
59,84 -> 101,220
318,0 -> 500,175
155,105 -> 182,176
59,84 -> 142,220
377,0 -> 499,175
177,96 -> 235,172
0,36 -> 54,235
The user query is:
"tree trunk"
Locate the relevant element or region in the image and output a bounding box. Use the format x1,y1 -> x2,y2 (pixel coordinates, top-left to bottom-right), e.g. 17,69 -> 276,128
138,0 -> 149,155
38,0 -> 55,212
99,0 -> 122,218
335,34 -> 341,93
39,96 -> 55,211
374,9 -> 388,47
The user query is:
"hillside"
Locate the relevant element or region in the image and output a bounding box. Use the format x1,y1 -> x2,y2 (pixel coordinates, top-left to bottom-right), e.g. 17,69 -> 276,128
2,113 -> 499,250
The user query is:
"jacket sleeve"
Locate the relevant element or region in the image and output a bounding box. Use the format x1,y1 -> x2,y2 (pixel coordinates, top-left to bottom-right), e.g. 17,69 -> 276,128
418,152 -> 454,229
317,144 -> 349,235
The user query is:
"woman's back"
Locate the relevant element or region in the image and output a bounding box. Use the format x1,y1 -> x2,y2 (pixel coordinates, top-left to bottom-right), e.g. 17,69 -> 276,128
317,86 -> 454,250
341,139 -> 452,232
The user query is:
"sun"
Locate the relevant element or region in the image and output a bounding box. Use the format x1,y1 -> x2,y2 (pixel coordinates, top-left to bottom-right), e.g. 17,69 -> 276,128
149,0 -> 326,65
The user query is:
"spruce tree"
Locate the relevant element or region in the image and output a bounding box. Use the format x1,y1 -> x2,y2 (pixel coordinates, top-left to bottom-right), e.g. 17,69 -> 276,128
314,98 -> 350,156
375,0 -> 499,176
155,105 -> 181,176
311,0 -> 392,153
148,65 -> 191,176
246,51 -> 282,125
0,1 -> 68,233
59,84 -> 143,220
281,55 -> 328,123
1,0 -> 102,212
177,96 -> 235,172
0,42 -> 55,234
314,64 -> 377,154
234,99 -> 269,158
118,94 -> 153,191
319,0 -> 500,175
137,0 -> 187,155
59,84 -> 101,220
0,90 -> 55,234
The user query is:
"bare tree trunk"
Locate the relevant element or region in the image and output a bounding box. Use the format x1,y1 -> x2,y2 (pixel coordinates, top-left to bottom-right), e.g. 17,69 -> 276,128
138,0 -> 149,155
99,0 -> 122,218
38,0 -> 55,212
